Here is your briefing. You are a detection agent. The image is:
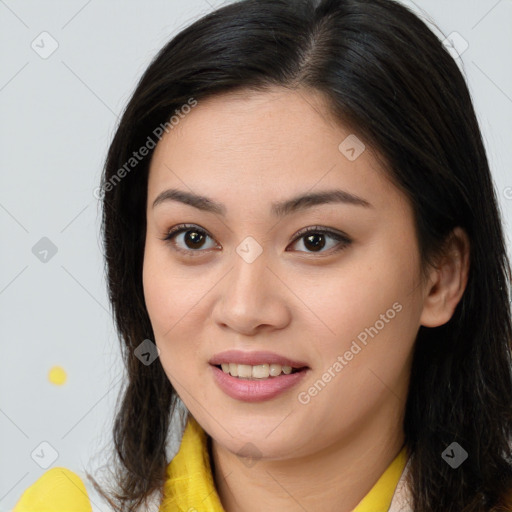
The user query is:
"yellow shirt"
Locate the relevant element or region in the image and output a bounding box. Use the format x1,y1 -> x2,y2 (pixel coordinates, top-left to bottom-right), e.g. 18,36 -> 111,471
14,415 -> 408,512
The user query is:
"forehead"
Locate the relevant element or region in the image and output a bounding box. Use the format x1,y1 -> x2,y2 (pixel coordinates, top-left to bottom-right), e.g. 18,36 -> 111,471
146,87 -> 408,218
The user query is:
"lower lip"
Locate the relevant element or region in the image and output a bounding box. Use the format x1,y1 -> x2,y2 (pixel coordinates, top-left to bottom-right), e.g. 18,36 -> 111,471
210,365 -> 309,402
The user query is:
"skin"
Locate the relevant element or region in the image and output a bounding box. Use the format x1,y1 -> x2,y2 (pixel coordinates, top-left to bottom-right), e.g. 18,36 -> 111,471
142,87 -> 470,512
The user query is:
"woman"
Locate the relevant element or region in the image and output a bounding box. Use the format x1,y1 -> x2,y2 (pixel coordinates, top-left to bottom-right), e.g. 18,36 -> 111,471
14,0 -> 512,510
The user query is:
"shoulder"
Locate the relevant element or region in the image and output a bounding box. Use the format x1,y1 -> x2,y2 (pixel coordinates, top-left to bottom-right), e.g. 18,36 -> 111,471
13,467 -> 92,511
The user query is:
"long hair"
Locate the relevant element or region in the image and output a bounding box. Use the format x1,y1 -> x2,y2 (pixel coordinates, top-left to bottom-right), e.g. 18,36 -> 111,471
91,0 -> 512,510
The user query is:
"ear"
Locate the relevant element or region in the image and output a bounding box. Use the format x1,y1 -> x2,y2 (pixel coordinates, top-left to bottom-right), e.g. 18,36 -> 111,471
419,227 -> 471,328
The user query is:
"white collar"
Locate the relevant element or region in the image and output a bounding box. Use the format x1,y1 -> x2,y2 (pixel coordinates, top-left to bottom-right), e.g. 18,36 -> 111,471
388,454 -> 414,512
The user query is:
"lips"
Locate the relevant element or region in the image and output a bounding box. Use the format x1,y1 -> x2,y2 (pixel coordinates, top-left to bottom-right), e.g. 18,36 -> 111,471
208,350 -> 310,402
210,365 -> 309,402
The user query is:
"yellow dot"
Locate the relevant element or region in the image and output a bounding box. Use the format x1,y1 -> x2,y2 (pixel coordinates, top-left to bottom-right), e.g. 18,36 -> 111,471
48,366 -> 67,386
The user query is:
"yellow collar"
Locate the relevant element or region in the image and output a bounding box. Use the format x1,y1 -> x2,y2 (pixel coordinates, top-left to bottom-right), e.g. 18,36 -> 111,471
160,416 -> 408,512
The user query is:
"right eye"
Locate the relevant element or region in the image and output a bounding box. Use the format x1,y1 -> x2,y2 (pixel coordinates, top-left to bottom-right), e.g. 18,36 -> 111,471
160,224 -> 219,256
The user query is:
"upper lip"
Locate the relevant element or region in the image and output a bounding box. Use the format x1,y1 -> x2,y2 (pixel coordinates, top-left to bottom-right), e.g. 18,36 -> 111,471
209,350 -> 309,369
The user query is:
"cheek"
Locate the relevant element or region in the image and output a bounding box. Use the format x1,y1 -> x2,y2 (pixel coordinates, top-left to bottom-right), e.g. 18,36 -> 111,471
142,238 -> 201,330
310,241 -> 420,354
142,265 -> 200,399
300,241 -> 421,422
142,250 -> 172,334
142,243 -> 197,365
142,240 -> 221,400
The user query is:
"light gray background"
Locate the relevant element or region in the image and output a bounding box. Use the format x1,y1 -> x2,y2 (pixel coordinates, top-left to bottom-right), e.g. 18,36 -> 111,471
1,0 -> 511,510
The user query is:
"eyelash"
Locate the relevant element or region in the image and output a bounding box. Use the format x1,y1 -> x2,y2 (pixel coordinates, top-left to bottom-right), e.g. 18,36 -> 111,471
159,223 -> 352,257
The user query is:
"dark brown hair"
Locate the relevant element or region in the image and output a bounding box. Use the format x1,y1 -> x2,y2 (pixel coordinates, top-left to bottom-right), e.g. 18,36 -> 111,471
91,0 -> 512,510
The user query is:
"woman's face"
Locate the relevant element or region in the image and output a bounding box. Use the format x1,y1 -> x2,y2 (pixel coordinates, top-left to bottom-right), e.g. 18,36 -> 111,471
143,87 -> 429,460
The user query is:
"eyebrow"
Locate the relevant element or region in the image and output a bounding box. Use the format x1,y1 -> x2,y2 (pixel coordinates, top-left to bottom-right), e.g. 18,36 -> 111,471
152,187 -> 372,216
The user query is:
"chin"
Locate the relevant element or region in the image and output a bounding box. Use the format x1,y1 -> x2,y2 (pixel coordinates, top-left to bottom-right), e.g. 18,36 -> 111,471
196,409 -> 311,457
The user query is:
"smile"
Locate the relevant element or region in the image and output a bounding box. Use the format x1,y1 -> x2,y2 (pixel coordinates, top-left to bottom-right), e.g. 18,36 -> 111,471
208,350 -> 310,402
217,363 -> 301,379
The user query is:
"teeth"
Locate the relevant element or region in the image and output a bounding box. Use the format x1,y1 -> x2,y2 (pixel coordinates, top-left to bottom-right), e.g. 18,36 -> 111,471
228,363 -> 238,377
219,363 -> 296,379
237,364 -> 252,378
269,364 -> 282,377
252,364 -> 269,378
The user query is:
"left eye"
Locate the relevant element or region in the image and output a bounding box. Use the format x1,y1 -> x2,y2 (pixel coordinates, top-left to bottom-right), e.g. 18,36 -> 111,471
289,226 -> 351,254
161,224 -> 351,256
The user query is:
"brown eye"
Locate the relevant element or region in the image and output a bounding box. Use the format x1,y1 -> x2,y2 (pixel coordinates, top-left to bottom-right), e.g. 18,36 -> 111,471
181,229 -> 206,249
289,226 -> 351,254
161,224 -> 218,255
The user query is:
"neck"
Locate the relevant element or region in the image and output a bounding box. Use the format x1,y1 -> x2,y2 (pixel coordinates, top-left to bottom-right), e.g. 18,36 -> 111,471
210,401 -> 405,512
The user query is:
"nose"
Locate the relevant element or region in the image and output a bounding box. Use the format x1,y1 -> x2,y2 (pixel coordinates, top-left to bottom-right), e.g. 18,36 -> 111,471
211,245 -> 292,336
